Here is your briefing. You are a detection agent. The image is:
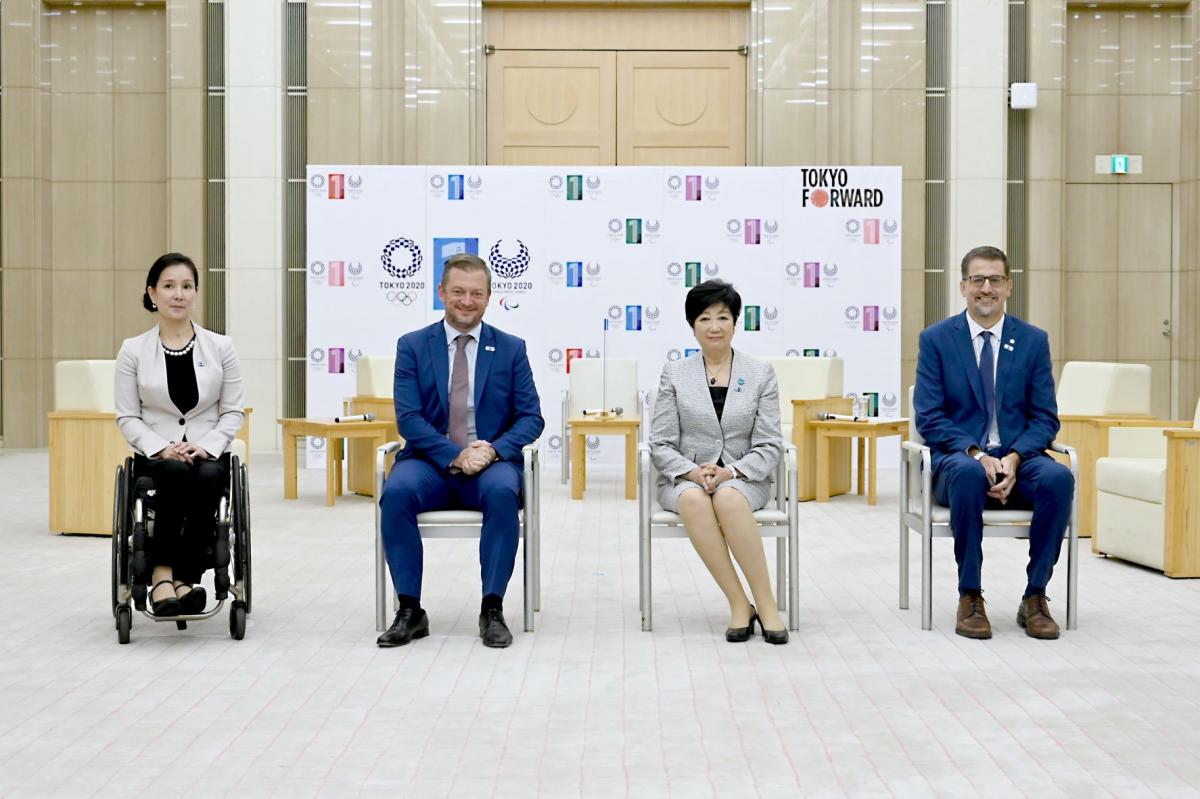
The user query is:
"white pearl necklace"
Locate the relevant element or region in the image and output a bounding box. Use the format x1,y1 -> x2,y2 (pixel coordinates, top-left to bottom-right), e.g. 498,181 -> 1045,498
162,336 -> 196,357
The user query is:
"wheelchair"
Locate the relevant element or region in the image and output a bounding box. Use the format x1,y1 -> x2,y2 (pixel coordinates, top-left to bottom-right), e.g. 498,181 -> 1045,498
110,453 -> 252,644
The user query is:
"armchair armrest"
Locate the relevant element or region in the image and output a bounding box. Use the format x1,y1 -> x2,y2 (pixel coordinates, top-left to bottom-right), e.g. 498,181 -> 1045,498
1085,417 -> 1193,431
1049,441 -> 1079,477
1106,427 -> 1174,458
561,390 -> 570,485
1164,428 -> 1200,440
773,444 -> 797,512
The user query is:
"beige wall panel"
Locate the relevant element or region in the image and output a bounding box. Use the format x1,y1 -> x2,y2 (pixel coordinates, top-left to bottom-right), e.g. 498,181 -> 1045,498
1119,95 -> 1180,182
1116,271 -> 1172,360
1026,267 -> 1063,361
416,88 -> 473,164
2,179 -> 41,268
51,270 -> 115,358
167,0 -> 204,89
50,8 -> 114,93
617,51 -> 745,166
871,89 -> 924,177
3,359 -> 44,447
1117,183 -> 1172,272
168,87 -> 205,180
2,7 -> 39,89
50,93 -> 114,182
871,0 -> 925,91
2,88 -> 43,178
900,360 -> 916,413
1062,271 -> 1118,360
1182,93 -> 1197,182
1179,360 -> 1198,418
1064,183 -> 1117,271
488,51 -> 615,166
2,269 -> 41,358
901,178 -> 924,273
307,88 -> 361,163
1182,270 -> 1198,360
1029,0 -> 1065,86
763,0 -> 817,90
114,270 -> 154,350
1147,359 -> 1172,418
1181,182 -> 1196,272
114,92 -> 167,181
49,182 -> 114,271
113,7 -> 166,93
1065,94 -> 1118,182
357,89 -> 409,165
761,91 -> 816,164
1028,89 -> 1063,181
815,89 -> 872,166
416,0 -> 471,90
307,1 -> 362,89
1028,180 -> 1063,270
1118,8 -> 1182,96
486,7 -> 745,51
168,179 -> 205,267
361,0 -> 406,89
114,182 -> 167,270
900,268 -> 922,362
824,0 -> 868,90
1067,8 -> 1120,95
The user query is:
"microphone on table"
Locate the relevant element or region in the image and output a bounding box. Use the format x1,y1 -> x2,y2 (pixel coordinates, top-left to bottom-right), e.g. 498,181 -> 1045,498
817,412 -> 868,422
581,407 -> 624,417
334,413 -> 376,423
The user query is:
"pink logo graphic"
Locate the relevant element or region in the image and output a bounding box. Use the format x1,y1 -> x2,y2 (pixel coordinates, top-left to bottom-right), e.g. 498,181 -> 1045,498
803,262 -> 820,288
328,174 -> 345,199
328,347 -> 345,373
685,175 -> 702,201
863,218 -> 880,244
328,260 -> 345,286
863,306 -> 880,331
565,348 -> 583,373
744,219 -> 761,245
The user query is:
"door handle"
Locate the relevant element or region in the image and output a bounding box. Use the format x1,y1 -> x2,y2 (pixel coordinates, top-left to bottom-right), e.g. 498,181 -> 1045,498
1162,318 -> 1172,338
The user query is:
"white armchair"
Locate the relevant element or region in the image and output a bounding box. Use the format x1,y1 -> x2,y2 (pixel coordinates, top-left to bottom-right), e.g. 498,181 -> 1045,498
765,356 -> 851,501
899,387 -> 1079,631
1094,400 -> 1200,576
346,355 -> 398,496
560,358 -> 645,484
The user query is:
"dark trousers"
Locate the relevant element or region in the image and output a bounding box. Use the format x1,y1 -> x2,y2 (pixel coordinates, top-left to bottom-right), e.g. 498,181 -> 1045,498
933,451 -> 1073,596
137,454 -> 229,584
380,457 -> 522,601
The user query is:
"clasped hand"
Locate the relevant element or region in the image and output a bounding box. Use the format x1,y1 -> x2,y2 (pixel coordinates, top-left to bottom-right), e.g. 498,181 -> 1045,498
978,452 -> 1020,504
686,462 -> 733,495
452,440 -> 497,475
156,442 -> 209,464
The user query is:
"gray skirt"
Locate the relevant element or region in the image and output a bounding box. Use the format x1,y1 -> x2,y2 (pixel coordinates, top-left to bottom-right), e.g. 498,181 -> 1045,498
657,476 -> 771,513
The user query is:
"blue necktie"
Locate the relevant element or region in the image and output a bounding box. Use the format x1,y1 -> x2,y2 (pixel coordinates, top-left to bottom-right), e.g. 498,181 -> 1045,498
979,330 -> 995,447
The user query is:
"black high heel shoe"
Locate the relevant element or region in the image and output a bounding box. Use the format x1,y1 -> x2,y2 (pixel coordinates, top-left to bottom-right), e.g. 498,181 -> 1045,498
726,607 -> 758,642
760,621 -> 789,645
175,582 -> 207,615
150,580 -> 181,617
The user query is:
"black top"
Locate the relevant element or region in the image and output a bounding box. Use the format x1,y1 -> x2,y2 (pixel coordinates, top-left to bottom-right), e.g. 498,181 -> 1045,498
164,341 -> 199,416
709,385 -> 728,422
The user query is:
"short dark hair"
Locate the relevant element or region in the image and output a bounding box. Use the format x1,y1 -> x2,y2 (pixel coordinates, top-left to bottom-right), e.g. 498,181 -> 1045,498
143,252 -> 198,312
960,245 -> 1010,278
684,279 -> 742,327
440,252 -> 492,289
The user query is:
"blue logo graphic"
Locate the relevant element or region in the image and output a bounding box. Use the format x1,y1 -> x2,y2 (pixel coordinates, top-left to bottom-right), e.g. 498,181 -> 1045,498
448,174 -> 464,200
566,261 -> 583,287
432,237 -> 479,310
625,305 -> 642,331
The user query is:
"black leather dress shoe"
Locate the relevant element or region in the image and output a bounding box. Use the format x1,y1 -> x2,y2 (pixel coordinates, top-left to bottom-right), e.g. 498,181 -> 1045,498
479,607 -> 513,648
377,607 -> 429,648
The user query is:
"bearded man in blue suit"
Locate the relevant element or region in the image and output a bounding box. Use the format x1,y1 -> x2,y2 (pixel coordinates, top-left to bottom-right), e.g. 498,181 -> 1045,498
378,253 -> 544,649
914,245 -> 1073,640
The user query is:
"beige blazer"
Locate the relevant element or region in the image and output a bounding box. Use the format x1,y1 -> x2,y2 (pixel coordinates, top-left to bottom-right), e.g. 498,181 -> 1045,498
115,323 -> 245,458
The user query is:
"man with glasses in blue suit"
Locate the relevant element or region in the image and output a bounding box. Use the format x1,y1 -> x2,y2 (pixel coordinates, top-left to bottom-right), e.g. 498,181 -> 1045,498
914,245 -> 1073,640
377,253 -> 544,649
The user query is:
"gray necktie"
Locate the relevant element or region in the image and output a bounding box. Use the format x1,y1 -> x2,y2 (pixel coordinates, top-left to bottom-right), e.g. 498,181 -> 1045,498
448,334 -> 470,448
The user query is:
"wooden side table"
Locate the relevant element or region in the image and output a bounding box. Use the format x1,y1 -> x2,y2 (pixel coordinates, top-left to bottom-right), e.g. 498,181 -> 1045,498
812,418 -> 908,505
568,416 -> 640,500
790,397 -> 853,501
278,417 -> 394,505
343,396 -> 399,496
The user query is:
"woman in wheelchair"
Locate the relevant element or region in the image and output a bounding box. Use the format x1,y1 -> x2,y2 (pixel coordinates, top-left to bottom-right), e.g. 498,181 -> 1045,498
649,280 -> 788,644
115,252 -> 245,617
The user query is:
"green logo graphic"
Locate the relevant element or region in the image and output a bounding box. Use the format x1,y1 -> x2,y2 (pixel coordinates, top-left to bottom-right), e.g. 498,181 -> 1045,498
685,262 -> 701,287
625,218 -> 642,244
566,175 -> 583,200
744,306 -> 761,331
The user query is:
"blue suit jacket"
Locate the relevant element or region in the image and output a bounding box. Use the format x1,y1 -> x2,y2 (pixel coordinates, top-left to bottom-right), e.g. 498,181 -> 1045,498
914,311 -> 1059,478
393,320 -> 544,469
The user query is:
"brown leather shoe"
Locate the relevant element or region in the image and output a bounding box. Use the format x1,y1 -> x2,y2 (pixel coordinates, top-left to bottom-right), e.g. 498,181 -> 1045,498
1017,594 -> 1060,640
955,593 -> 992,639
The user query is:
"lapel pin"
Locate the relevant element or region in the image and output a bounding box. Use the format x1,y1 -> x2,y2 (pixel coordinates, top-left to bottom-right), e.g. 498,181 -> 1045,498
485,345 -> 496,352
197,361 -> 206,367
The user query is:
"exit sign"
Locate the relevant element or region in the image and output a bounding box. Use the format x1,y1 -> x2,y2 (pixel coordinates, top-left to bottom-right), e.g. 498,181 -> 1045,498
1095,154 -> 1143,175
1111,155 -> 1128,174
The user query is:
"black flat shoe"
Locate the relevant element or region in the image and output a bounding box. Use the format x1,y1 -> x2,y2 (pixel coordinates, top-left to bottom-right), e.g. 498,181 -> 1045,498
726,607 -> 758,642
150,580 -> 181,618
761,624 -> 789,645
479,607 -> 513,648
176,584 -> 207,615
377,607 -> 429,648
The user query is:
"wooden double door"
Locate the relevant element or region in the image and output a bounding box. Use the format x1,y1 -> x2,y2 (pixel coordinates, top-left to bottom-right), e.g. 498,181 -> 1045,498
485,8 -> 747,166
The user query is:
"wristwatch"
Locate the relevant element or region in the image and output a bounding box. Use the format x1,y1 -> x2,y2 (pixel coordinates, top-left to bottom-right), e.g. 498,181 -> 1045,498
972,450 -> 987,462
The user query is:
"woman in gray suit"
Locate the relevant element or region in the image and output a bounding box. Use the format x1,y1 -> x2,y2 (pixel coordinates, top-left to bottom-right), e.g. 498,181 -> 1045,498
115,253 -> 245,617
650,280 -> 788,644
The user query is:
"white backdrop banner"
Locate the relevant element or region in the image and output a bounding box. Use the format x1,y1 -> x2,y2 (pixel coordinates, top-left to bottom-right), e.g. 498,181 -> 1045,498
305,166 -> 902,469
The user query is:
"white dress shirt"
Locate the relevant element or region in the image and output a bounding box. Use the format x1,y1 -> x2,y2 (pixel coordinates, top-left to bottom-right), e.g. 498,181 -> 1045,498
444,319 -> 481,443
966,313 -> 1004,449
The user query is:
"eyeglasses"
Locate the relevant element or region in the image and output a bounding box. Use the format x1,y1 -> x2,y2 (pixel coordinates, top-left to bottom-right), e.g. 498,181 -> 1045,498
963,275 -> 1008,288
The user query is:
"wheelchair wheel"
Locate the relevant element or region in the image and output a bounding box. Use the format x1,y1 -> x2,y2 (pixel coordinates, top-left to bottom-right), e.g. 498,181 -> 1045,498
235,462 -> 252,614
229,601 -> 246,640
116,606 -> 131,645
111,464 -> 128,618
